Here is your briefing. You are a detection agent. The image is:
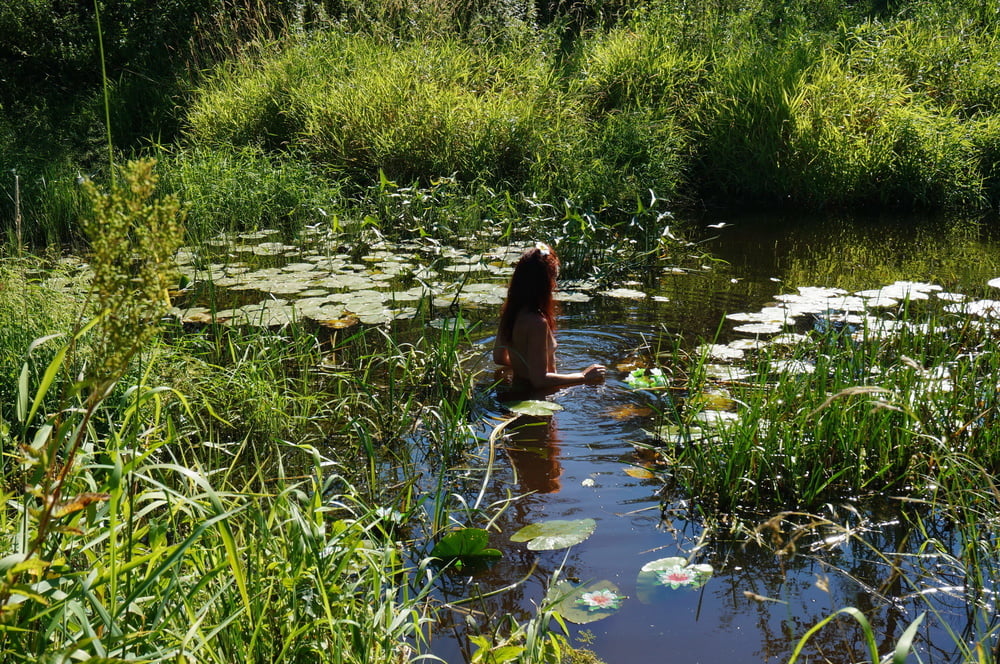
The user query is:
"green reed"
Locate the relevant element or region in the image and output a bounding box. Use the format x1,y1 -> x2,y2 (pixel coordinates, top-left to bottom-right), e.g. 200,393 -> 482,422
0,159 -> 507,663
660,300 -> 1000,515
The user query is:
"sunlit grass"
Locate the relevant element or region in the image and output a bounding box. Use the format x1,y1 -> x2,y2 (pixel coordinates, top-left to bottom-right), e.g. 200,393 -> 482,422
655,287 -> 1000,515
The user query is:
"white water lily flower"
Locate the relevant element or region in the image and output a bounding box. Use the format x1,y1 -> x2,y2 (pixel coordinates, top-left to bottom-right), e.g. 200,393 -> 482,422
657,565 -> 696,588
577,589 -> 623,610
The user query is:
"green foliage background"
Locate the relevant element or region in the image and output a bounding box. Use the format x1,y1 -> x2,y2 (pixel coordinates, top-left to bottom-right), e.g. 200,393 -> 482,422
2,0 -> 1000,242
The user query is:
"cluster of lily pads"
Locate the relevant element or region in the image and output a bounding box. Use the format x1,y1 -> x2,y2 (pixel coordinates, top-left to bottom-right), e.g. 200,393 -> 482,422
430,518 -> 713,625
621,278 -> 1000,445
694,279 -> 1000,376
162,228 -> 665,329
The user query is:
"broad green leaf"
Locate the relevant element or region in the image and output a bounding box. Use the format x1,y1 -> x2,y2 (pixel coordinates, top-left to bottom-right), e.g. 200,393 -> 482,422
510,518 -> 596,551
624,368 -> 669,389
431,528 -> 502,561
547,580 -> 624,624
893,613 -> 926,664
503,400 -> 563,417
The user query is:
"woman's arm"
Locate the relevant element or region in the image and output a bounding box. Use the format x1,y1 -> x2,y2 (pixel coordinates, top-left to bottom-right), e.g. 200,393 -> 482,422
514,315 -> 605,389
493,337 -> 511,366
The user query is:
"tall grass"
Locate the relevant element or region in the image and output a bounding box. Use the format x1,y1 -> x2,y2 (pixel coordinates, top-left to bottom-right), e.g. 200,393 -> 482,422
657,299 -> 1000,515
0,159 -> 502,663
7,0 -> 1000,247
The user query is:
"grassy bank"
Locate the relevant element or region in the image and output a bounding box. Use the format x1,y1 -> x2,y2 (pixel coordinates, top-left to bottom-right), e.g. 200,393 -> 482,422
4,1 -> 1000,246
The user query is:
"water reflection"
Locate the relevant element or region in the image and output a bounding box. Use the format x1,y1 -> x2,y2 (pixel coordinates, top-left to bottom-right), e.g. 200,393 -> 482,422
435,284 -> 998,662
504,415 -> 563,495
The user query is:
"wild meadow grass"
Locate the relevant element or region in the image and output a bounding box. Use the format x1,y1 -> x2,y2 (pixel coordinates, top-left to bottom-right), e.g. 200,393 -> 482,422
169,0 -> 1000,229
6,0 -> 1000,246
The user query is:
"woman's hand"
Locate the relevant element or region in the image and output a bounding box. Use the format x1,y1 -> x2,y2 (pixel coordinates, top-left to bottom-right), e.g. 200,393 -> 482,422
582,364 -> 606,384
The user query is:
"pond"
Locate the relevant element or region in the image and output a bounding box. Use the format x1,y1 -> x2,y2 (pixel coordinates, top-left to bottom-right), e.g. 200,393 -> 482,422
167,211 -> 1000,663
423,212 -> 1000,663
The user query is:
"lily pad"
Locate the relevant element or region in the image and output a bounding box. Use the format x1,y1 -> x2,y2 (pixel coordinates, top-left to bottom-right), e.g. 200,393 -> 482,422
600,288 -> 647,299
698,344 -> 744,362
503,400 -> 564,417
555,291 -> 592,303
624,466 -> 657,479
636,557 -> 713,603
547,580 -> 624,624
511,518 -> 596,551
733,322 -> 784,335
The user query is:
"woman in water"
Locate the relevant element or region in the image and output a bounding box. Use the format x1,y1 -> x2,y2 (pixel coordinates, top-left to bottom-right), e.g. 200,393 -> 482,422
493,244 -> 606,389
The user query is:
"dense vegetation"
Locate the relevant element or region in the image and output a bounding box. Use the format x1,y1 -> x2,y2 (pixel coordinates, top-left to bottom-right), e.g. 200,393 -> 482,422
3,0 -> 1000,246
2,1 -> 1000,662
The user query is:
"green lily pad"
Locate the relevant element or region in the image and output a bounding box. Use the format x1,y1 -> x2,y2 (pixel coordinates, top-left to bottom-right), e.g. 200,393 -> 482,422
510,518 -> 596,551
547,580 -> 624,624
503,400 -> 564,417
636,557 -> 713,603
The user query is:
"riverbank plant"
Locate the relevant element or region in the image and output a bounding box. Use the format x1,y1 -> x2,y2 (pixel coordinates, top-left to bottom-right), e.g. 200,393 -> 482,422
654,296 -> 1000,514
0,159 -> 496,662
6,0 -> 1000,246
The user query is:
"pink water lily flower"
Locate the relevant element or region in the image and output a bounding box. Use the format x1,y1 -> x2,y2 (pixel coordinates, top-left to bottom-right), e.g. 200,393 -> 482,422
657,566 -> 696,588
577,589 -> 622,610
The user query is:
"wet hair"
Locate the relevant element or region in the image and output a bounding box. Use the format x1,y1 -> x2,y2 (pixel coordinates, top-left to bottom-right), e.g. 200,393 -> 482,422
498,245 -> 560,341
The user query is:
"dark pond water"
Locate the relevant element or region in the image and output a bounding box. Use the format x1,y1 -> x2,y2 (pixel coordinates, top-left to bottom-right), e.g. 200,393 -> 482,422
416,213 -> 1000,664
168,211 -> 1000,663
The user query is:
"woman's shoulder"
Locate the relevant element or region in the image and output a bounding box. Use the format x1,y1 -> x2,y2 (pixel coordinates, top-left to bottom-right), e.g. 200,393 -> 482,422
513,309 -> 548,330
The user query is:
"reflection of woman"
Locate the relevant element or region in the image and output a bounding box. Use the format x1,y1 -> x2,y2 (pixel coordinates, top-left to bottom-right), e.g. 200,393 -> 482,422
506,415 -> 562,494
493,244 -> 606,389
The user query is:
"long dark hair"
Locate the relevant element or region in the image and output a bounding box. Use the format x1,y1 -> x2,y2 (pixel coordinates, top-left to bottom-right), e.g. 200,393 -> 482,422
498,245 -> 560,341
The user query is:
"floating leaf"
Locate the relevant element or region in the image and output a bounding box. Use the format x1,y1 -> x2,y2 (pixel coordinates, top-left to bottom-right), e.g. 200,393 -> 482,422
606,404 -> 653,420
624,466 -> 656,479
317,316 -> 359,330
430,528 -> 502,567
687,389 -> 735,411
600,288 -> 647,299
503,400 -> 564,417
555,291 -> 592,303
733,322 -> 784,335
636,557 -> 713,603
547,580 -> 624,624
625,368 -> 669,389
511,518 -> 596,551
